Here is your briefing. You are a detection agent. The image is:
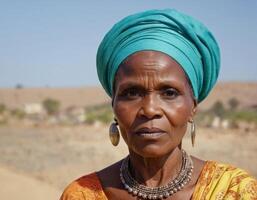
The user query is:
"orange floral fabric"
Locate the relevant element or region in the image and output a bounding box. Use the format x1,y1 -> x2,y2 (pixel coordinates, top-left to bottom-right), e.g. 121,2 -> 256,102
192,161 -> 257,200
59,173 -> 108,200
60,161 -> 257,200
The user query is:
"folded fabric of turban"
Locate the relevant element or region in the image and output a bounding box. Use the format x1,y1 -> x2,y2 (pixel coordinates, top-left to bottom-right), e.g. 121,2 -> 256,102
96,9 -> 220,102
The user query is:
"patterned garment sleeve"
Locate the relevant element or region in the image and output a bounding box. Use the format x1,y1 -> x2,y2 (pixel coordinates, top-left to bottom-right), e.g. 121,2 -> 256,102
59,173 -> 108,200
59,180 -> 86,200
223,174 -> 257,200
192,161 -> 257,200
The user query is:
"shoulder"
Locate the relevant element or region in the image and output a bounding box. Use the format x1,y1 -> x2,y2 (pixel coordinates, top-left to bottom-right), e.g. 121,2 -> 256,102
59,173 -> 107,200
193,161 -> 257,199
97,159 -> 123,189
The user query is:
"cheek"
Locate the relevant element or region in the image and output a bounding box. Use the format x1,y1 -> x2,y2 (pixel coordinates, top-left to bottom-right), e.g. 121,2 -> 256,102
113,101 -> 139,145
113,101 -> 137,132
164,99 -> 193,127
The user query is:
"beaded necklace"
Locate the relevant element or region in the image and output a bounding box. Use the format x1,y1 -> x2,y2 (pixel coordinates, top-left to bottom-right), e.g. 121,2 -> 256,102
120,150 -> 193,199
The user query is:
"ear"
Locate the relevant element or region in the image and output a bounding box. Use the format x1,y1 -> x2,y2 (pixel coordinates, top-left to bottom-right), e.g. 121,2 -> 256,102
189,98 -> 197,122
111,98 -> 114,107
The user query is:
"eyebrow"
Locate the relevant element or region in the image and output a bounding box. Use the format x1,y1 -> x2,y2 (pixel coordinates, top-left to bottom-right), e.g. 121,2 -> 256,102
117,80 -> 183,91
117,82 -> 145,91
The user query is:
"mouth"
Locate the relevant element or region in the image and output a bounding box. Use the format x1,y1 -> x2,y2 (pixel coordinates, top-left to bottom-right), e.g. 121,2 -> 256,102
134,127 -> 166,138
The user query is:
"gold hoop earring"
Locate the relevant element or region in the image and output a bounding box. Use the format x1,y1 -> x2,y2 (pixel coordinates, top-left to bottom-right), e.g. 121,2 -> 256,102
109,119 -> 120,146
190,120 -> 196,147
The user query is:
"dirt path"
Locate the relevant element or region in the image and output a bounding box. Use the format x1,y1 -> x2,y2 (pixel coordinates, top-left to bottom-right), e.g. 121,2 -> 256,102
0,166 -> 61,200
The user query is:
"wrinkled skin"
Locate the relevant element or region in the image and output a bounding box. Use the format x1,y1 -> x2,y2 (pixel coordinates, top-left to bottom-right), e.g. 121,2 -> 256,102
113,50 -> 196,158
98,51 -> 204,200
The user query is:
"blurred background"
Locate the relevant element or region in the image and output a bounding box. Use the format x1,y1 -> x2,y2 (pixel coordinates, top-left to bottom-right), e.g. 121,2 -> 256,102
0,0 -> 257,199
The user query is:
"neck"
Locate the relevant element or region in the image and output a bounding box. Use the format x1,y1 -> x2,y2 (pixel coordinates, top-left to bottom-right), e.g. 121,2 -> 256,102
128,148 -> 183,187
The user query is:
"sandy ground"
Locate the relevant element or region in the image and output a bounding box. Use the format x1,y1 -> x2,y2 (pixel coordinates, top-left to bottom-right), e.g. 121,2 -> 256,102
0,124 -> 256,200
0,167 -> 60,200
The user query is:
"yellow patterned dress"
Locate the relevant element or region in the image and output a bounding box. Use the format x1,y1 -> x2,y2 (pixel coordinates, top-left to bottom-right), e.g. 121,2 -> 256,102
60,161 -> 257,200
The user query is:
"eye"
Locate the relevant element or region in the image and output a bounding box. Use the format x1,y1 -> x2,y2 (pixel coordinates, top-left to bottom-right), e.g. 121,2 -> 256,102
162,88 -> 179,99
119,87 -> 143,99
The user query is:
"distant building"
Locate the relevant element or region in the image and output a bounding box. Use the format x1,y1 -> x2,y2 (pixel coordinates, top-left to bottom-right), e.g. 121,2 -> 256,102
65,106 -> 86,124
24,103 -> 44,115
211,117 -> 221,128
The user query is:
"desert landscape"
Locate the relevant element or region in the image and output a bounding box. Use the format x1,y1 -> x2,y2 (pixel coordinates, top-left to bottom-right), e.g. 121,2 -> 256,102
0,82 -> 257,110
0,82 -> 256,200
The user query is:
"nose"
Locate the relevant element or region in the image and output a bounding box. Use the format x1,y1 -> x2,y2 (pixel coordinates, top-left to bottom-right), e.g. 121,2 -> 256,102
138,93 -> 163,119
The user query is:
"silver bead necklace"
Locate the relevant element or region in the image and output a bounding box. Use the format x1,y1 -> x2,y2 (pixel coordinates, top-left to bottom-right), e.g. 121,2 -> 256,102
120,150 -> 193,199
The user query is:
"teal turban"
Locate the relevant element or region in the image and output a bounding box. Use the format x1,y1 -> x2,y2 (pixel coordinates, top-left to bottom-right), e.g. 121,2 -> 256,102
96,9 -> 220,102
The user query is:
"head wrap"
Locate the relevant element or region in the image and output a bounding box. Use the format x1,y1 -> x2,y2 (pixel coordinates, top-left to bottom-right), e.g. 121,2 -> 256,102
96,9 -> 220,102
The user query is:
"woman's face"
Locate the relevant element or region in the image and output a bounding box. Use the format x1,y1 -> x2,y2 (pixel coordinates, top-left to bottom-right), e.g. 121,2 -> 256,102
113,51 -> 196,158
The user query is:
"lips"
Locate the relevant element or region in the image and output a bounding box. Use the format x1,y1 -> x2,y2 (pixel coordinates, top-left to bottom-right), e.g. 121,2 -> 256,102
134,127 -> 166,137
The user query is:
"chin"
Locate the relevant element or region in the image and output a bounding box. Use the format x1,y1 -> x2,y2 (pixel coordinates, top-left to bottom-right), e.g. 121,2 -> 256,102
131,144 -> 174,158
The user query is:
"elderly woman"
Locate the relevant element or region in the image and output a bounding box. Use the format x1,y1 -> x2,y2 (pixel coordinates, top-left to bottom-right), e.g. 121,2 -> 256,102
60,9 -> 256,200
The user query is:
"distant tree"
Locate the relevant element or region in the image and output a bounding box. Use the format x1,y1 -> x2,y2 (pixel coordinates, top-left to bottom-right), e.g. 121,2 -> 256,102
15,83 -> 23,89
42,98 -> 60,115
11,108 -> 25,119
85,103 -> 113,124
211,101 -> 225,118
0,104 -> 6,114
228,98 -> 239,111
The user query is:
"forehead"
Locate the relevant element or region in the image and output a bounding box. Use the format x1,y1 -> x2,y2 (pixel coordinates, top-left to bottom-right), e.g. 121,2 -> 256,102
115,51 -> 189,84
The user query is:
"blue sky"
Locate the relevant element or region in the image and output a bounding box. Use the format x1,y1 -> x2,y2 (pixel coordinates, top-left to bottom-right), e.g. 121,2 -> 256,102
0,0 -> 257,88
